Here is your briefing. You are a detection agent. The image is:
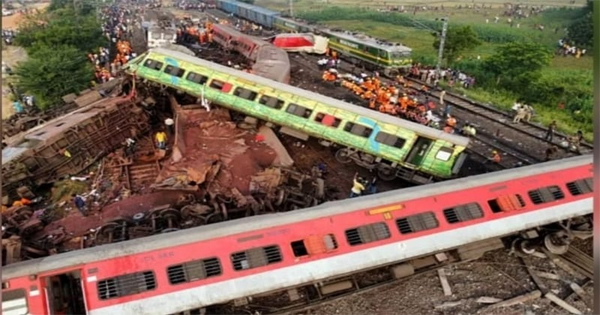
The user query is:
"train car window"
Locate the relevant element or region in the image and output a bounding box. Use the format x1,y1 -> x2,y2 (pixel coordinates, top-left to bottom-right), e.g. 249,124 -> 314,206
186,72 -> 208,85
435,147 -> 454,161
97,271 -> 156,300
344,122 -> 373,138
443,203 -> 484,224
167,257 -> 222,285
291,234 -> 338,257
345,222 -> 391,246
396,212 -> 438,234
528,186 -> 565,204
259,95 -> 285,109
164,65 -> 185,78
143,59 -> 164,71
566,177 -> 593,196
488,194 -> 526,213
1,289 -> 27,315
374,132 -> 405,149
233,87 -> 258,101
315,113 -> 341,128
231,245 -> 282,271
286,103 -> 313,118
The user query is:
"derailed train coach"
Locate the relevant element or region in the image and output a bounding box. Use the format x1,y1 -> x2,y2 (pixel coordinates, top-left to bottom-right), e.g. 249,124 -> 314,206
1,155 -> 592,315
124,48 -> 469,184
216,0 -> 413,75
1,97 -> 150,202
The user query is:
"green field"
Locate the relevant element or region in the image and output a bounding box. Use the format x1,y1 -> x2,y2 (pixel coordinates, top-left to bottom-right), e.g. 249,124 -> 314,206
258,0 -> 587,12
257,0 -> 593,140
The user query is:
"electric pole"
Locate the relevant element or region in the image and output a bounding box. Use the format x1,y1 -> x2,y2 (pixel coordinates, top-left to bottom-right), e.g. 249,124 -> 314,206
289,0 -> 294,18
436,17 -> 448,78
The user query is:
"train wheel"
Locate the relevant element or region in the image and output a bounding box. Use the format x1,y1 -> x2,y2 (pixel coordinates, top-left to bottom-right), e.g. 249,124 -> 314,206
544,232 -> 570,255
334,148 -> 352,164
516,239 -> 536,255
377,167 -> 397,181
206,213 -> 224,224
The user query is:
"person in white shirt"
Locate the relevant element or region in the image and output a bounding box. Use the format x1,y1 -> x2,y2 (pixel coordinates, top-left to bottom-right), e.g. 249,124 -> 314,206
165,118 -> 175,136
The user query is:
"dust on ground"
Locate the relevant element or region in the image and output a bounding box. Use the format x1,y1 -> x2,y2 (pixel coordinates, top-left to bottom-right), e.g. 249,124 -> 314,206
2,2 -> 49,119
1,2 -> 49,30
303,245 -> 594,315
2,46 -> 28,119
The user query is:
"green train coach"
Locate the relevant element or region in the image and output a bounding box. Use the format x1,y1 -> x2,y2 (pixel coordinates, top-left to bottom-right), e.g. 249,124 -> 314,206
124,48 -> 469,184
271,16 -> 413,76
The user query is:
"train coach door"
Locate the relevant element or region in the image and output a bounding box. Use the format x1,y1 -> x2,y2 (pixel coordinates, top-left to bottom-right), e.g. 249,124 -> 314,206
43,270 -> 87,314
406,137 -> 433,166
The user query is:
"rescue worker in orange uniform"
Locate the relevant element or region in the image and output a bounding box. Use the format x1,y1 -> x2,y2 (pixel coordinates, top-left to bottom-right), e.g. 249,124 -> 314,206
369,95 -> 377,109
444,115 -> 457,133
362,79 -> 374,91
322,70 -> 337,82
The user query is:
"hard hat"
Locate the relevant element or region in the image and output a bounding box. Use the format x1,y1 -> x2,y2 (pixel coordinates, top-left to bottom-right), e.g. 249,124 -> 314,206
492,150 -> 498,154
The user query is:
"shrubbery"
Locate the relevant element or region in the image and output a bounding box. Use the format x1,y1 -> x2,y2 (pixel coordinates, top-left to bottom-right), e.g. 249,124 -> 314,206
13,1 -> 105,109
299,6 -> 593,139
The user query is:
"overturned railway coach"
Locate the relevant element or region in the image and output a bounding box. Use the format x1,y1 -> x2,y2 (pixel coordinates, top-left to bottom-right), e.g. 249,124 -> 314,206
124,48 -> 469,183
1,97 -> 150,201
1,155 -> 593,315
211,23 -> 291,83
215,0 -> 413,75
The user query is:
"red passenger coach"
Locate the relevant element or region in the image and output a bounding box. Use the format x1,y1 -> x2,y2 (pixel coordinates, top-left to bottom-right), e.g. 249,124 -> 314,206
2,156 -> 593,315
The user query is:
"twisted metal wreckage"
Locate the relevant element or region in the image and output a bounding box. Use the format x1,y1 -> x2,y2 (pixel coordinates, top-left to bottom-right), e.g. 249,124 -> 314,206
2,78 -> 331,266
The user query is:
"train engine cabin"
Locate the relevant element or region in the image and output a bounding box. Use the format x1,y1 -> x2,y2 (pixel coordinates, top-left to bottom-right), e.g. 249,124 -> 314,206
124,48 -> 468,183
323,30 -> 413,75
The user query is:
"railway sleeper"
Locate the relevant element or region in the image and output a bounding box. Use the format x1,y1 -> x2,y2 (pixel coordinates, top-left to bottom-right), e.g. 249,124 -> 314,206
167,217 -> 591,315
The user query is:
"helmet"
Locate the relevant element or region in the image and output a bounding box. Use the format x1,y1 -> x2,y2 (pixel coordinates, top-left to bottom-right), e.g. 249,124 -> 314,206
492,150 -> 498,154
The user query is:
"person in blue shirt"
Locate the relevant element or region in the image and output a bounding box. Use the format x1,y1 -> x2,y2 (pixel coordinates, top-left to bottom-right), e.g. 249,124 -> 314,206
72,194 -> 87,216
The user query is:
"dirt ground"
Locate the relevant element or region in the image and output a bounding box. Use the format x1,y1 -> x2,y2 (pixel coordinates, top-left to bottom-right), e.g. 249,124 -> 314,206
1,2 -> 49,118
303,242 -> 594,315
2,46 -> 28,119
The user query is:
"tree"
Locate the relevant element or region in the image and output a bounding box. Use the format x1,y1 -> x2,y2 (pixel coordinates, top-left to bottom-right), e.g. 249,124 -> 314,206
14,46 -> 94,109
483,41 -> 552,90
567,1 -> 593,48
433,25 -> 481,64
15,8 -> 105,56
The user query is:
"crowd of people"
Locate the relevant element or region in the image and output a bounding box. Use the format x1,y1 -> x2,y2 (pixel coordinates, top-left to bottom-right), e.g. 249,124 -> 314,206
87,4 -> 141,84
321,62 -> 476,137
557,38 -> 586,58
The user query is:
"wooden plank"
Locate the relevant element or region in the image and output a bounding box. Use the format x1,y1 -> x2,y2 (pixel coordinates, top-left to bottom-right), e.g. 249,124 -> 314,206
437,269 -> 452,296
476,297 -> 502,304
537,271 -> 561,281
569,282 -> 592,309
488,290 -> 542,309
519,257 -> 548,294
545,292 -> 582,315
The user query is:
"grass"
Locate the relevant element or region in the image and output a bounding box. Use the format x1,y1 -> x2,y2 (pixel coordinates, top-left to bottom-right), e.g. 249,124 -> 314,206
50,179 -> 89,204
256,1 -> 593,140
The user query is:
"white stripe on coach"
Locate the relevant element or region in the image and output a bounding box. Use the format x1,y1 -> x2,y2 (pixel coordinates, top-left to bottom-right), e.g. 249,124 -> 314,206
90,198 -> 592,315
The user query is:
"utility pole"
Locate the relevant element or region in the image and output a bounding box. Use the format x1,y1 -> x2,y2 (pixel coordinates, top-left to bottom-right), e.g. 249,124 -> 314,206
289,0 -> 294,18
436,17 -> 448,78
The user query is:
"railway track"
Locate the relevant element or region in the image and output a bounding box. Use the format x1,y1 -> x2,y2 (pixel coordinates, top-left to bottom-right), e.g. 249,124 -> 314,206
200,9 -> 554,169
204,238 -> 505,315
402,77 -> 594,157
203,235 -> 593,315
290,53 -> 545,169
200,8 -> 595,169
